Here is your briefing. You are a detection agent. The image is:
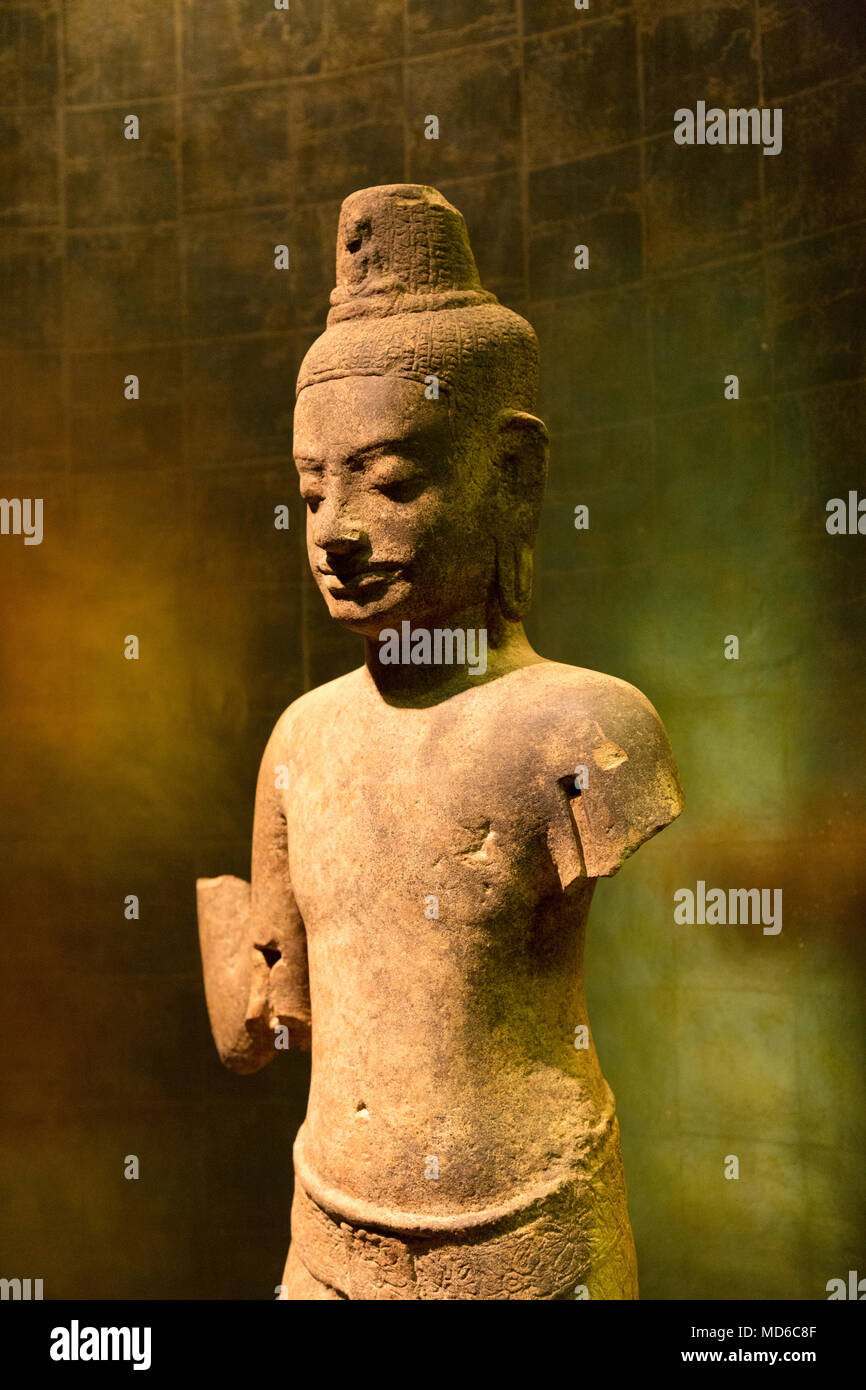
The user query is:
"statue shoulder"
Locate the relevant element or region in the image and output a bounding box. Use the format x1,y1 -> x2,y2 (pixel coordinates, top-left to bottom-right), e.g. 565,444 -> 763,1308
269,666 -> 367,752
529,662 -> 685,880
543,661 -> 676,740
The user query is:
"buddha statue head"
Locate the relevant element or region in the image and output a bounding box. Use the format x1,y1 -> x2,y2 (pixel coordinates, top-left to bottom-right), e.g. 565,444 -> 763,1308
293,184 -> 549,642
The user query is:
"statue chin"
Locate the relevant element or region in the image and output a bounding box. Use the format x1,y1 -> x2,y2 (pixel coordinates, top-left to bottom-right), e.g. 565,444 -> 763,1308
323,591 -> 414,635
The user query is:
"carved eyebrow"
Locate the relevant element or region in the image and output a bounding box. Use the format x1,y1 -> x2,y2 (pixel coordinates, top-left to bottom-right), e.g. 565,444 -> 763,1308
346,439 -> 422,469
296,439 -> 427,473
295,420 -> 442,475
364,453 -> 425,477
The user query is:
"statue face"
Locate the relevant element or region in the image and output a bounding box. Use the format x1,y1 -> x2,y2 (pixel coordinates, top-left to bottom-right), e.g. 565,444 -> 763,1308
293,374 -> 496,636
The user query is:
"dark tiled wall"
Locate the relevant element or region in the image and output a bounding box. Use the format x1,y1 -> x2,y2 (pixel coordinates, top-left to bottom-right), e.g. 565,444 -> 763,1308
1,0 -> 864,1299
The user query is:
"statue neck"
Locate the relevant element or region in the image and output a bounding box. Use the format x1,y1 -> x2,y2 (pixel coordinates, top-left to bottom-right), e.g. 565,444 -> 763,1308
363,604 -> 543,706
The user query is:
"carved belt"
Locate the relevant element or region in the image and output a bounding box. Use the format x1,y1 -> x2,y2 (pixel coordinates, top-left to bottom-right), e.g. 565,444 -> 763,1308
290,1130 -> 638,1301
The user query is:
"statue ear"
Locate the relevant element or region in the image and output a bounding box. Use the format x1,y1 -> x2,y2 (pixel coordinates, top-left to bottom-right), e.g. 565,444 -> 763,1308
491,411 -> 548,621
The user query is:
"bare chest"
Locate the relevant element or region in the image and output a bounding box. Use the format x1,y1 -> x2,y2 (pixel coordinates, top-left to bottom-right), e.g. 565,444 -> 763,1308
284,713 -> 570,956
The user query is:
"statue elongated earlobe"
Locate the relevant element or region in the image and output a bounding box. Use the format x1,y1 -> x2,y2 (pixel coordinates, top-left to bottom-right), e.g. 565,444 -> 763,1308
495,538 -> 534,620
492,410 -> 548,620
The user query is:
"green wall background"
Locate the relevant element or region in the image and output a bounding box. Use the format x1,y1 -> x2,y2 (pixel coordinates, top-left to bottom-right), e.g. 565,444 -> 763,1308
1,0 -> 864,1299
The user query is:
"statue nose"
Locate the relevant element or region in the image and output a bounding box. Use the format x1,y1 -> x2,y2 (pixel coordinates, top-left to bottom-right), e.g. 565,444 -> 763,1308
315,523 -> 365,555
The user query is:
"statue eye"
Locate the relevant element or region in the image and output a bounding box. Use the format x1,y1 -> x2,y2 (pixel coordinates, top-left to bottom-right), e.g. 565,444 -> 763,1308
376,477 -> 424,503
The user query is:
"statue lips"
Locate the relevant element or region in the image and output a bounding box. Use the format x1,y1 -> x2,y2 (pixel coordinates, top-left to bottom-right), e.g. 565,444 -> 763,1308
318,563 -> 403,600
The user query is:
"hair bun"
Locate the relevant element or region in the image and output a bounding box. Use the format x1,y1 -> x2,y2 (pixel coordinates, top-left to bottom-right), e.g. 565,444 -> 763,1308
328,184 -> 499,323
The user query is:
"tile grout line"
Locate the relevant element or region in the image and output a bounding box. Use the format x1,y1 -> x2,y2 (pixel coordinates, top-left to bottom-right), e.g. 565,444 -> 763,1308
754,0 -> 776,486
56,0 -> 70,480
516,0 -> 530,305
755,0 -> 805,1287
291,18 -> 310,695
636,3 -> 682,1248
25,46 -> 864,118
635,3 -> 659,574
401,0 -> 411,183
174,0 -> 189,492
514,0 -> 539,623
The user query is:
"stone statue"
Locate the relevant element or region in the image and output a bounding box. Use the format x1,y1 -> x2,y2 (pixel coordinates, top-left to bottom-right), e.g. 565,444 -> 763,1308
197,184 -> 684,1301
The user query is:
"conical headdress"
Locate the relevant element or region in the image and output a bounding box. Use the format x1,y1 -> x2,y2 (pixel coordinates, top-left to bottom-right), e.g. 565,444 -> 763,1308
296,184 -> 539,416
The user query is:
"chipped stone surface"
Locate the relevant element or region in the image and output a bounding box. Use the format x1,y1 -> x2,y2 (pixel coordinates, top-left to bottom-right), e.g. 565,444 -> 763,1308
197,184 -> 684,1300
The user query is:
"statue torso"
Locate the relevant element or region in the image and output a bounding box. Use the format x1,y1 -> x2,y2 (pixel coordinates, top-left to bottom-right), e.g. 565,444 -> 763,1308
279,660 -> 660,1225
